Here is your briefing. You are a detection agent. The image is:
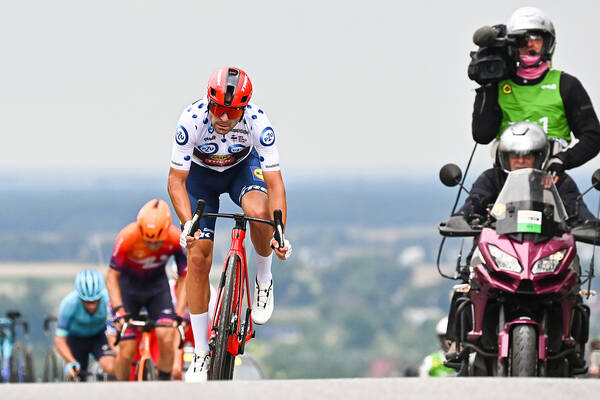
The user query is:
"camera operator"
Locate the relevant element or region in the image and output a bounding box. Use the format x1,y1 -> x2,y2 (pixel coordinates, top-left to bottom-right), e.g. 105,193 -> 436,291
469,6 -> 600,177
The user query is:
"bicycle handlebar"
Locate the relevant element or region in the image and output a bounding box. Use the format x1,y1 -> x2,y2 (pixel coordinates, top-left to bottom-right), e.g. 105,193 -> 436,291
113,315 -> 186,349
190,199 -> 285,249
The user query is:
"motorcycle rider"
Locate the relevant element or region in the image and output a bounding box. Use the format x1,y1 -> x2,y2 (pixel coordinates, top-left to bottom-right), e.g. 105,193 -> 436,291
472,7 -> 600,177
446,121 -> 595,358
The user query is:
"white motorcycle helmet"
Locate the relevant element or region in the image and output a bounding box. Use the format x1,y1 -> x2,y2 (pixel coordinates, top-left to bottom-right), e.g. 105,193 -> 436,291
507,7 -> 556,62
497,121 -> 550,171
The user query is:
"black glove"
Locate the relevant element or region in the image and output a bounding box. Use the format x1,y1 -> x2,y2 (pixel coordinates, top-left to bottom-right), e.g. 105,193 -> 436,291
545,157 -> 565,177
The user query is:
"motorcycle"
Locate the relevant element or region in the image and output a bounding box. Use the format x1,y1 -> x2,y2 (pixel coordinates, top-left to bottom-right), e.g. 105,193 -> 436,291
438,166 -> 600,377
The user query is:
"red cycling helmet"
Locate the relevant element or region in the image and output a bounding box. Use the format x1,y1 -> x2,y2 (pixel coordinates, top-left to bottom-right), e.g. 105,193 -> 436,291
207,67 -> 253,108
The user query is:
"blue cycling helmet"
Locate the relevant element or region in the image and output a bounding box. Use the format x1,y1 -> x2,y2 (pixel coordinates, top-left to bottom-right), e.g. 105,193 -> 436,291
75,269 -> 105,301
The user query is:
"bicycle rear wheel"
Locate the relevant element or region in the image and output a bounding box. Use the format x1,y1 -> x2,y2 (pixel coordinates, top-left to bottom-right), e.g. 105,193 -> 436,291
210,254 -> 238,380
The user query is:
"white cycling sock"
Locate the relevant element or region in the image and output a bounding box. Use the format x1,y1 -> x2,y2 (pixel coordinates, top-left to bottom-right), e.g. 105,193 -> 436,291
189,312 -> 209,353
256,252 -> 273,283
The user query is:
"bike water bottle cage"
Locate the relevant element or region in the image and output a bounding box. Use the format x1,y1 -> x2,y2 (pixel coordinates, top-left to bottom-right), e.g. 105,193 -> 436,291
208,102 -> 245,119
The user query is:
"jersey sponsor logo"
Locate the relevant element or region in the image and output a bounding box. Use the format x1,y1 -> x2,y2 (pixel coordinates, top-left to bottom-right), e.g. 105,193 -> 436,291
204,155 -> 235,166
502,83 -> 512,94
228,144 -> 246,154
128,254 -> 169,270
253,168 -> 264,181
198,143 -> 218,154
171,160 -> 183,167
265,163 -> 280,169
541,83 -> 557,90
232,128 -> 249,135
176,125 -> 189,145
259,127 -> 275,146
203,135 -> 216,141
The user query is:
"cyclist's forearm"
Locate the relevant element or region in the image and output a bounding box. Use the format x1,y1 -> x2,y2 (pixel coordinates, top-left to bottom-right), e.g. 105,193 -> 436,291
105,268 -> 123,310
168,168 -> 192,224
175,276 -> 187,316
264,171 -> 288,229
54,335 -> 77,363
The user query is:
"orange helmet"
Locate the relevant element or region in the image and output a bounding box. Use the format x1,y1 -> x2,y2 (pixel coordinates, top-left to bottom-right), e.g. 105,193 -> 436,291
207,66 -> 253,108
137,199 -> 172,242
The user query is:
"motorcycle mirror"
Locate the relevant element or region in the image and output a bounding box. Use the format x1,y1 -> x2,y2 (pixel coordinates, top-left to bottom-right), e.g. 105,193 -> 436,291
592,169 -> 600,191
440,164 -> 463,187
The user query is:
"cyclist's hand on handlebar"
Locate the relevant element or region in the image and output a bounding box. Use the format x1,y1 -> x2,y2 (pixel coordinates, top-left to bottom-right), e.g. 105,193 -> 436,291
180,220 -> 193,248
65,361 -> 81,379
271,236 -> 292,260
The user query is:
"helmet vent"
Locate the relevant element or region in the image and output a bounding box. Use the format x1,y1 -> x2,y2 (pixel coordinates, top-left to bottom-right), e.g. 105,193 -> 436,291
224,86 -> 235,106
228,68 -> 239,76
153,199 -> 159,208
241,95 -> 248,104
210,88 -> 217,98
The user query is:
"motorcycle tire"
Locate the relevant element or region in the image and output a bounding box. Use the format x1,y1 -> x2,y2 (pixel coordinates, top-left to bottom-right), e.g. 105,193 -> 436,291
510,325 -> 537,376
209,254 -> 237,380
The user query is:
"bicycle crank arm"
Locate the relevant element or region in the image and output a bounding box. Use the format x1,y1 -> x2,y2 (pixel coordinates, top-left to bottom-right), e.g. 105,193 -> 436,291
238,308 -> 252,355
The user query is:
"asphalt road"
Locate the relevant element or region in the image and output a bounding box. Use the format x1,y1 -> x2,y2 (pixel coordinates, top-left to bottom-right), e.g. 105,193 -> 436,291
2,378 -> 600,400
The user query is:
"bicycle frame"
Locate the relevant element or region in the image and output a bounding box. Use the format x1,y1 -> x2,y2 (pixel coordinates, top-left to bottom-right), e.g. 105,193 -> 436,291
189,199 -> 284,380
211,218 -> 254,357
115,316 -> 185,381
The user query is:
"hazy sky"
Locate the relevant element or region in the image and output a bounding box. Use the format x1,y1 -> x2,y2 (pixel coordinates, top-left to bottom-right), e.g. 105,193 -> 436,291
3,0 -> 600,180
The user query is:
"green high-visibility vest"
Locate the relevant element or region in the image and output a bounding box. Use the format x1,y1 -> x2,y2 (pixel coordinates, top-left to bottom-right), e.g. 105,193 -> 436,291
497,70 -> 571,142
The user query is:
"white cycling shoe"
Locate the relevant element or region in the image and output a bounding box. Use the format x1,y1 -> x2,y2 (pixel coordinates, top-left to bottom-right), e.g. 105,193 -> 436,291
184,351 -> 210,382
251,279 -> 274,325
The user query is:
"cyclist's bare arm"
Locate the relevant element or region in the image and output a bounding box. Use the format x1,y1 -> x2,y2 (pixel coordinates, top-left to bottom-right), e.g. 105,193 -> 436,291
263,170 -> 287,228
54,335 -> 78,365
168,167 -> 192,224
174,275 -> 187,317
263,170 -> 289,260
105,268 -> 124,313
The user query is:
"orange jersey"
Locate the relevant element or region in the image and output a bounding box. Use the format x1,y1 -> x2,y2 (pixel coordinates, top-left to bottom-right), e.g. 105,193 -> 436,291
109,223 -> 186,279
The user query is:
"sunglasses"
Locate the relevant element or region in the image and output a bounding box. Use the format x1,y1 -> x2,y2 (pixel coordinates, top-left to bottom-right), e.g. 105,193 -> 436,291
513,32 -> 544,48
208,102 -> 245,119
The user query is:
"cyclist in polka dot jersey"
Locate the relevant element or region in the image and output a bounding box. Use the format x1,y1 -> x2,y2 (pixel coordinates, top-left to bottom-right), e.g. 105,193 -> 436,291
167,66 -> 292,382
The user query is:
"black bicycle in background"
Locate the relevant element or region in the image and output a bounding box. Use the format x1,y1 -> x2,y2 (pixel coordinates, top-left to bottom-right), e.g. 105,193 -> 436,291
0,311 -> 35,383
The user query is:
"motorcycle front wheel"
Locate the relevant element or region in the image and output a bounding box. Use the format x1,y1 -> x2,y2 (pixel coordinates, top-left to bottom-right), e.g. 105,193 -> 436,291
510,325 -> 538,376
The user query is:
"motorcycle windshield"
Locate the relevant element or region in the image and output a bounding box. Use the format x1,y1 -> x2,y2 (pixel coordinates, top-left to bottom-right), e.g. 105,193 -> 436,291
490,168 -> 568,236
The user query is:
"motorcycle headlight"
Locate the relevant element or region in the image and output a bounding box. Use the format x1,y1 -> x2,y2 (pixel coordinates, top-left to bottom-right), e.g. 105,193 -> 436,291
531,250 -> 566,274
488,245 -> 522,273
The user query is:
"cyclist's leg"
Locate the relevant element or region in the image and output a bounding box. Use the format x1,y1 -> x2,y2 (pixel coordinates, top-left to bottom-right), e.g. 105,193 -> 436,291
89,331 -> 115,376
185,163 -> 228,354
228,153 -> 272,260
146,279 -> 176,380
114,278 -> 143,380
229,154 -> 274,324
65,335 -> 90,380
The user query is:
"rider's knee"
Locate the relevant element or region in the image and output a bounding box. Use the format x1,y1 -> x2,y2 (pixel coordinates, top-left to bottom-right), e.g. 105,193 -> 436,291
188,250 -> 211,275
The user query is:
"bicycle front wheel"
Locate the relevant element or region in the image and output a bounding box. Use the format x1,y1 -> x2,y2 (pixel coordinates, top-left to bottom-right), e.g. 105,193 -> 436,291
135,358 -> 156,381
43,347 -> 62,382
210,254 -> 238,380
9,342 -> 34,383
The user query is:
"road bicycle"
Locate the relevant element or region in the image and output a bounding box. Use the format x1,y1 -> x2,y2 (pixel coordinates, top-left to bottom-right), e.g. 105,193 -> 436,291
114,314 -> 185,381
189,199 -> 285,380
0,311 -> 35,383
42,315 -> 65,382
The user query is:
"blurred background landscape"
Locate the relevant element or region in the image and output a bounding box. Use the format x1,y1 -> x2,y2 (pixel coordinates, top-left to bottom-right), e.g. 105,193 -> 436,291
2,170 -> 599,379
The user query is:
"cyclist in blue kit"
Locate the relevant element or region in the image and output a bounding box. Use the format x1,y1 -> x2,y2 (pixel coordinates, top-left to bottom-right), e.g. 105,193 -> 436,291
167,66 -> 292,382
55,269 -> 115,380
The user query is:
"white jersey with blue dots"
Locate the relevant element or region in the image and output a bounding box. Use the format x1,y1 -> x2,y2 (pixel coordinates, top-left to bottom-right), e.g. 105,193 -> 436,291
170,97 -> 280,173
